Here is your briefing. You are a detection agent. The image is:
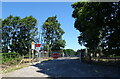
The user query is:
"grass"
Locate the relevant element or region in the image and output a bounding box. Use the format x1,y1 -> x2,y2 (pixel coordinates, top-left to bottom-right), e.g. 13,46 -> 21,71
83,57 -> 120,67
0,53 -> 2,64
0,64 -> 29,74
41,57 -> 53,62
1,57 -> 53,74
91,61 -> 120,67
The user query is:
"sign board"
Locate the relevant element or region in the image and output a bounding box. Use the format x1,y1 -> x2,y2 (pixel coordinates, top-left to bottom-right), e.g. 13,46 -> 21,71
36,44 -> 41,47
53,53 -> 59,59
31,42 -> 35,49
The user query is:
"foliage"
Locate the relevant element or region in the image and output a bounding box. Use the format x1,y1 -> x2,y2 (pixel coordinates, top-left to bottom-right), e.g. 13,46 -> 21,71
2,52 -> 21,65
2,15 -> 38,55
51,39 -> 66,50
63,49 -> 76,56
1,64 -> 28,74
42,16 -> 66,51
72,2 -> 120,56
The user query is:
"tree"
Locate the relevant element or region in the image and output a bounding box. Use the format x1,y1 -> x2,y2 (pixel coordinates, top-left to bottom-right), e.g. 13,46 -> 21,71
72,2 -> 120,56
42,16 -> 66,51
16,16 -> 38,55
2,15 -> 13,53
51,39 -> 66,50
63,49 -> 76,56
2,15 -> 38,55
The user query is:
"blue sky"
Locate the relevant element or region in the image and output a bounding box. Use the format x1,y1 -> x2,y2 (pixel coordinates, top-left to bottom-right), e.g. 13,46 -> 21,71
2,2 -> 86,51
2,0 -> 80,2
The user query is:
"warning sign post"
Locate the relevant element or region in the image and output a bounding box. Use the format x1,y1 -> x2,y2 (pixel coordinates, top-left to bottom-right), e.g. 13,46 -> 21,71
53,53 -> 59,59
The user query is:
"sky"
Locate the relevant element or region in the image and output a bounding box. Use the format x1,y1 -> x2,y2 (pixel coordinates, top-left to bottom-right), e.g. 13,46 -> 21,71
2,2 -> 86,51
1,0 -> 118,2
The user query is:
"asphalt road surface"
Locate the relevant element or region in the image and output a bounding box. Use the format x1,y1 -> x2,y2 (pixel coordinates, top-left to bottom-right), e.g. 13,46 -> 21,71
2,57 -> 120,77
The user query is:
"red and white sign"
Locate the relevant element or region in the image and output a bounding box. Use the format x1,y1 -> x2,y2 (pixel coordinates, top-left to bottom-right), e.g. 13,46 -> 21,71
35,44 -> 41,47
53,53 -> 59,59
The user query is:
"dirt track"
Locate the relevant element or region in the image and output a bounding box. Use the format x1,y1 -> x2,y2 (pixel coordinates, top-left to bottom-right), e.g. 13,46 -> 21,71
2,57 -> 120,77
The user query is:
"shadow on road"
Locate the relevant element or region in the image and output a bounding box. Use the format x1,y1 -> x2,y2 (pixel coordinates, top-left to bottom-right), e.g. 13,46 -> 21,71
32,58 -> 120,77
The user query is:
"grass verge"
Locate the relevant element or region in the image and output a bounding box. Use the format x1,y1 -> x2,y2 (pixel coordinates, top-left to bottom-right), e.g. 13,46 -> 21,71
82,59 -> 120,67
0,57 -> 53,74
41,57 -> 53,62
0,64 -> 29,74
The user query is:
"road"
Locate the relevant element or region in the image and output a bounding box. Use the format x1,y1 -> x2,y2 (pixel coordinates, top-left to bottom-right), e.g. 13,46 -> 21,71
2,57 -> 120,77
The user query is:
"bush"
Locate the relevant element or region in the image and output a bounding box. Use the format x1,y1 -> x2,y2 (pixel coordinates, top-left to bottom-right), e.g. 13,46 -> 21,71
64,49 -> 76,56
2,52 -> 21,65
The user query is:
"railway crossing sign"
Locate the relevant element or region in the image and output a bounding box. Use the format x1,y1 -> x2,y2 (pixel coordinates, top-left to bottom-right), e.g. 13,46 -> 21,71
35,44 -> 41,47
31,42 -> 35,49
53,53 -> 59,59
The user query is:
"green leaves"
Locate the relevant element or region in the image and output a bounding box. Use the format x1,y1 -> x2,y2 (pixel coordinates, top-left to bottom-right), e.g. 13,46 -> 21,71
2,15 -> 38,55
52,39 -> 66,50
72,2 -> 120,56
42,16 -> 65,51
63,49 -> 76,56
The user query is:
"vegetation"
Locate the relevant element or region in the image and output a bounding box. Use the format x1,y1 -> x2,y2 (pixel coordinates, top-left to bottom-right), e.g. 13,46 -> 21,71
72,2 -> 120,57
2,52 -> 21,65
2,15 -> 38,55
42,16 -> 66,51
1,64 -> 28,74
63,49 -> 76,56
1,15 -> 66,66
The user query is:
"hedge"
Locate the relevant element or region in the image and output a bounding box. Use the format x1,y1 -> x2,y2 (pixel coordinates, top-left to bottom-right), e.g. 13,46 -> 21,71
1,52 -> 21,65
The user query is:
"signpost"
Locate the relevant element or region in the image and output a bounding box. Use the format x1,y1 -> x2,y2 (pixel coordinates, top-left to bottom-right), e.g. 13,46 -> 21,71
31,42 -> 35,55
31,42 -> 35,50
31,42 -> 35,64
35,44 -> 41,61
53,53 -> 59,59
91,53 -> 93,57
96,53 -> 99,57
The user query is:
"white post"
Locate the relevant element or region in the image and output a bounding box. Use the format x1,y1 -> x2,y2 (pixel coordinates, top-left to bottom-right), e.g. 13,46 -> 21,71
96,53 -> 99,57
91,53 -> 93,57
62,52 -> 65,57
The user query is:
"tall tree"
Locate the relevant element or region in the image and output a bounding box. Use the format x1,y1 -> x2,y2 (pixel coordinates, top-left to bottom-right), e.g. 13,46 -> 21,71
72,2 -> 120,56
2,15 -> 13,53
15,16 -> 38,55
51,39 -> 66,50
2,15 -> 38,55
42,16 -> 66,51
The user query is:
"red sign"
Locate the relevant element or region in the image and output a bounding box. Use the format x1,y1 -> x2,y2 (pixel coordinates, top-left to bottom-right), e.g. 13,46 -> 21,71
53,53 -> 59,55
53,53 -> 59,59
35,44 -> 41,47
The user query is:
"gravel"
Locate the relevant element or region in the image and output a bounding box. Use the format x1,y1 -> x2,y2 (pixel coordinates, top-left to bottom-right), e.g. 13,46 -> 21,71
2,57 -> 120,77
